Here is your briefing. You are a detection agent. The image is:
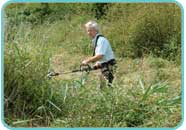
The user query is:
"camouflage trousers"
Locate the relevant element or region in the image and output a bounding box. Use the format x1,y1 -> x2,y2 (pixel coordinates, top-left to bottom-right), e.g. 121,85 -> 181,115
98,63 -> 117,88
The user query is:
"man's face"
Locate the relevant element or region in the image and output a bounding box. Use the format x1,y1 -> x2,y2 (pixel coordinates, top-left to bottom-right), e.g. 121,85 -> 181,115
86,27 -> 97,38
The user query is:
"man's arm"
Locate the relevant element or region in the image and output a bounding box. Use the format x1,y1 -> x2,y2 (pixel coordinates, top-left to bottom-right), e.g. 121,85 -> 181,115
82,54 -> 103,65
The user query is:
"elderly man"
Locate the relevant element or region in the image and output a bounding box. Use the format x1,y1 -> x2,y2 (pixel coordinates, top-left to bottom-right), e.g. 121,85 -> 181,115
81,20 -> 116,88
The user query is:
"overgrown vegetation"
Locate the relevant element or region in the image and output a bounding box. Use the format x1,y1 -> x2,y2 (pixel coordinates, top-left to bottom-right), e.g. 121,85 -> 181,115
4,3 -> 182,127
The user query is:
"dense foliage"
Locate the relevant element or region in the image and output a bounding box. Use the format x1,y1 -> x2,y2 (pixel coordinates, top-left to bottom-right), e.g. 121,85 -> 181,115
4,3 -> 182,127
5,3 -> 181,61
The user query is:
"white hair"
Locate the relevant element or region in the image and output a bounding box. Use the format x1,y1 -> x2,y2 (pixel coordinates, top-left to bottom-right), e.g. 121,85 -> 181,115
85,20 -> 100,32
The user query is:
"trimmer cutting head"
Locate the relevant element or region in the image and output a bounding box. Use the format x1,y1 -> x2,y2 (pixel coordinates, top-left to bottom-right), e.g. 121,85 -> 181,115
47,71 -> 59,79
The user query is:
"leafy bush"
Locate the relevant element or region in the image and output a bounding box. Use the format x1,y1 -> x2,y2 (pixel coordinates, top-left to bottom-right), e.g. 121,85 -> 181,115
102,3 -> 181,63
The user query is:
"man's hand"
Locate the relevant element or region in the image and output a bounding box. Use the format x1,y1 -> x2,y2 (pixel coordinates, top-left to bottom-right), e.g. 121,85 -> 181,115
93,62 -> 101,69
81,60 -> 88,66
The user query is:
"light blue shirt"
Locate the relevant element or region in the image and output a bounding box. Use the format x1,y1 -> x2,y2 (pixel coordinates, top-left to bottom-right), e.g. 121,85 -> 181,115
92,34 -> 115,64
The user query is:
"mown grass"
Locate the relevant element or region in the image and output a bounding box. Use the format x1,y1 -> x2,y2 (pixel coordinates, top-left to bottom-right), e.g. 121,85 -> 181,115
4,3 -> 182,128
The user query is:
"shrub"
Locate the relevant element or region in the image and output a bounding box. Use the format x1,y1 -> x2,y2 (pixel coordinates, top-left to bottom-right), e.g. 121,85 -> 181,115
102,3 -> 181,63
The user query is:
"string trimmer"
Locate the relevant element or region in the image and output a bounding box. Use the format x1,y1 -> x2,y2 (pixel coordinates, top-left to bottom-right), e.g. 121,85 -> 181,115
47,64 -> 98,79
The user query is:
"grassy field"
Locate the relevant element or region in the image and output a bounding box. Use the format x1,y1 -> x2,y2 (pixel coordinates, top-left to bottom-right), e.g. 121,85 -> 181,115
4,3 -> 182,128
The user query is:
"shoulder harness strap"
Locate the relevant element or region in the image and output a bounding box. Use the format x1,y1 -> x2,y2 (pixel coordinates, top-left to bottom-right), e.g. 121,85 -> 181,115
93,34 -> 104,56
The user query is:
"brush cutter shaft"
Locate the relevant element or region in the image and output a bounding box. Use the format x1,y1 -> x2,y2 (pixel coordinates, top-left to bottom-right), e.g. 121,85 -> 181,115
47,64 -> 96,78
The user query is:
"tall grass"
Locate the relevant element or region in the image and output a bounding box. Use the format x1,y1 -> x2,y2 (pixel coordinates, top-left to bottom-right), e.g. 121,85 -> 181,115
4,3 -> 182,127
101,3 -> 181,62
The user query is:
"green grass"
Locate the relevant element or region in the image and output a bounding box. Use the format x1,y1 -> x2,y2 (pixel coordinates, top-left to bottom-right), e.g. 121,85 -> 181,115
4,40 -> 182,127
4,3 -> 182,128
